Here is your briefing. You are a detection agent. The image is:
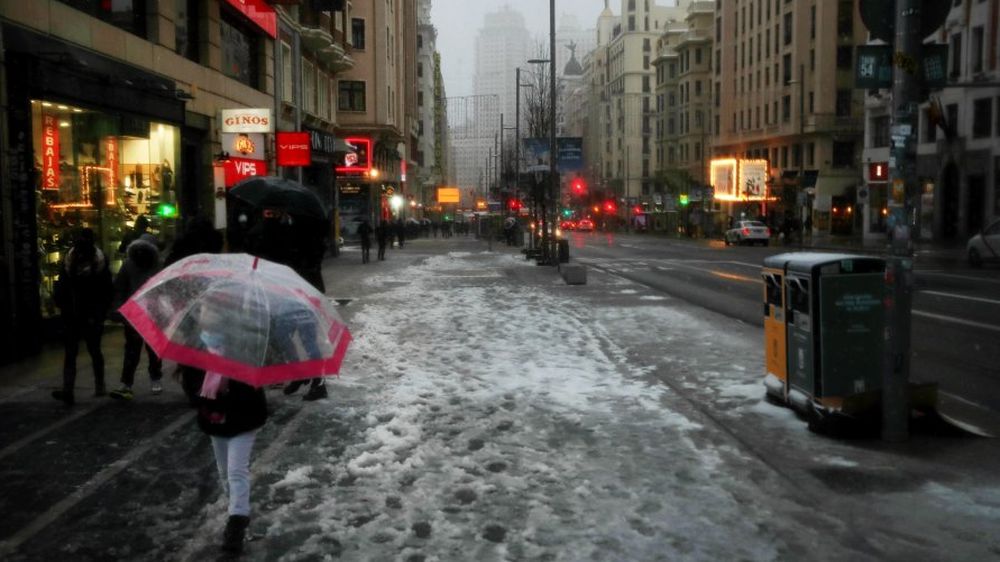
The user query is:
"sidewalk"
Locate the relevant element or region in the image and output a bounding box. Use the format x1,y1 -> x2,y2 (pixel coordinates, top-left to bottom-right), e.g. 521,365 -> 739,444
1,235 -> 998,561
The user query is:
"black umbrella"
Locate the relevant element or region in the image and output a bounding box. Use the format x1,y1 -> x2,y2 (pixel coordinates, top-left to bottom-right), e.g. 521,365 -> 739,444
229,176 -> 328,221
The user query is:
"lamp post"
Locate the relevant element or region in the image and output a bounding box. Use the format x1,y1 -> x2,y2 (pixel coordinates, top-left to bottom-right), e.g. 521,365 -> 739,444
526,58 -> 551,256
547,0 -> 557,264
515,67 -> 536,249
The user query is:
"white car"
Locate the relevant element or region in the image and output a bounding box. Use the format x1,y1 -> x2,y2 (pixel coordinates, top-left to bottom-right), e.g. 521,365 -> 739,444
967,218 -> 1000,267
725,220 -> 771,246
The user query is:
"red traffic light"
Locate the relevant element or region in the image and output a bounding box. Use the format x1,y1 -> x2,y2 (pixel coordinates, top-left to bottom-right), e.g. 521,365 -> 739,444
603,200 -> 617,213
571,177 -> 586,195
508,198 -> 523,211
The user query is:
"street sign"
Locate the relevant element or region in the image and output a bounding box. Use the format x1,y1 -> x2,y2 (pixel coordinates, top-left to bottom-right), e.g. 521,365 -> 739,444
859,0 -> 952,43
856,45 -> 894,89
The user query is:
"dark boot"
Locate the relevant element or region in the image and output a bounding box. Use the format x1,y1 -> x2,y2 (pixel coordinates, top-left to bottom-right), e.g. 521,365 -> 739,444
221,514 -> 250,553
52,389 -> 75,406
283,380 -> 305,395
303,383 -> 328,401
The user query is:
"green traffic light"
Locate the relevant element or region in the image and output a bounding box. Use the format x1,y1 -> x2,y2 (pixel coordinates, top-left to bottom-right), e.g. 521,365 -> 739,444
679,194 -> 689,206
156,203 -> 178,218
562,208 -> 572,217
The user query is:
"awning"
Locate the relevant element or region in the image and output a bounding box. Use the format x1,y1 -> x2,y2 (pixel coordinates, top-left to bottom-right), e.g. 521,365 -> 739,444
332,138 -> 357,155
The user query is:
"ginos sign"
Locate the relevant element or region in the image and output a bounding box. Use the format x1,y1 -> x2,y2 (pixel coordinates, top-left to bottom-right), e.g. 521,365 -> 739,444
221,108 -> 273,133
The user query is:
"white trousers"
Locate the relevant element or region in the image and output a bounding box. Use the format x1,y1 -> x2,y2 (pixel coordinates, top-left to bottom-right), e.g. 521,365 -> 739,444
210,430 -> 258,516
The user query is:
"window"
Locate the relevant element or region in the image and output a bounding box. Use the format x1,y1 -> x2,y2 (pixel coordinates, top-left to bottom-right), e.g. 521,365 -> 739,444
832,141 -> 855,167
417,63 -> 423,78
971,26 -> 984,74
872,116 -> 890,147
417,34 -> 423,50
973,98 -> 992,138
175,0 -> 200,62
947,103 -> 959,135
352,18 -> 366,50
810,5 -> 816,39
782,95 -> 791,122
809,92 -> 814,113
996,97 -> 1000,137
220,9 -> 260,89
837,46 -> 853,69
836,90 -> 852,117
783,53 -> 792,83
806,142 -> 815,166
924,107 -> 938,143
783,12 -> 792,45
318,73 -> 330,119
339,81 -> 366,112
303,60 -> 316,114
950,33 -> 962,77
417,91 -> 424,107
281,42 -> 293,102
837,0 -> 853,36
57,0 -> 147,38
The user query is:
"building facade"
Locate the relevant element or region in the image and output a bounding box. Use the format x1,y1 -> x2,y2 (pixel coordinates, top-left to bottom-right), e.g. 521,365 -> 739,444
0,0 -> 411,363
712,0 -> 868,235
862,0 -> 1000,243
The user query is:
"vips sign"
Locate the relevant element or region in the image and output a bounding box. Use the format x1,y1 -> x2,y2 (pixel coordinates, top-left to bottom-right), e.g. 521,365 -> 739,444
221,108 -> 273,133
276,132 -> 312,166
224,157 -> 267,186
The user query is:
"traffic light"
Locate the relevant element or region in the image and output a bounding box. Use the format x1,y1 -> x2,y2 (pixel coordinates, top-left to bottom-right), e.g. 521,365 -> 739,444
603,200 -> 617,213
508,198 -> 522,211
571,177 -> 586,196
633,205 -> 643,215
562,208 -> 572,218
156,203 -> 178,218
679,194 -> 690,207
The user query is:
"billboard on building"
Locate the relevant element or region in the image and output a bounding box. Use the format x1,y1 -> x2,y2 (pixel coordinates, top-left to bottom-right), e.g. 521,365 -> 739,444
437,187 -> 460,203
711,159 -> 737,200
739,159 -> 769,200
522,137 -> 584,173
712,158 -> 770,201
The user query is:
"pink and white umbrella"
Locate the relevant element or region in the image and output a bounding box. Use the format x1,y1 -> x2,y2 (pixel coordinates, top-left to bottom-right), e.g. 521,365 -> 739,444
119,253 -> 351,387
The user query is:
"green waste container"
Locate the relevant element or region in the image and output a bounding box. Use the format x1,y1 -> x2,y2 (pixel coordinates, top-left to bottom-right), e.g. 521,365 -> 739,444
781,254 -> 885,415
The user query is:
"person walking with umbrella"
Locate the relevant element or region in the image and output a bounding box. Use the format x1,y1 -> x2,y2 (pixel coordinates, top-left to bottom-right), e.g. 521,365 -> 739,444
109,233 -> 163,400
357,219 -> 373,264
189,303 -> 267,555
52,228 -> 113,405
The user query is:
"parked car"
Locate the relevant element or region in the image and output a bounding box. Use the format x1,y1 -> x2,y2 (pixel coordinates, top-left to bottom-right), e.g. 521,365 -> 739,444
577,218 -> 595,232
725,220 -> 771,246
560,220 -> 577,231
967,218 -> 1000,267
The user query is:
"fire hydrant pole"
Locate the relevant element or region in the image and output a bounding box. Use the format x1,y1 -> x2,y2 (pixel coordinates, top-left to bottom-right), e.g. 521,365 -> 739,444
883,0 -> 921,442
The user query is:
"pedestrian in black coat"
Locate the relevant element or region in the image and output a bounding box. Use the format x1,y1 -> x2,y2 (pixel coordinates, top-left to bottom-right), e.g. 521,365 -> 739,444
358,220 -> 373,263
110,234 -> 163,400
376,221 -> 389,261
52,228 -> 113,405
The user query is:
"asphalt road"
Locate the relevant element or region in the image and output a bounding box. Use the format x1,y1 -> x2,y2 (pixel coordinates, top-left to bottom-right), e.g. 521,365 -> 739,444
567,232 -> 1000,421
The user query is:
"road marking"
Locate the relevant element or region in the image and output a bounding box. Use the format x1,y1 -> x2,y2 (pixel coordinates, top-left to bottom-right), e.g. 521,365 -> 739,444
0,404 -> 99,462
920,271 -> 1000,285
920,290 -> 1000,306
711,270 -> 762,284
912,310 -> 1000,333
0,410 -> 196,558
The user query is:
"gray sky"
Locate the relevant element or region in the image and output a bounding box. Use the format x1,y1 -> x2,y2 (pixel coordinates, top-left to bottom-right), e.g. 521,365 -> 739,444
431,0 -> 608,98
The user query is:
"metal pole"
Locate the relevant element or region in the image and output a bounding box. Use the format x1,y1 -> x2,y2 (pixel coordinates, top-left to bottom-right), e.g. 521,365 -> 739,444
798,63 -> 805,249
883,0 -> 920,442
518,68 -> 527,250
548,0 -> 557,264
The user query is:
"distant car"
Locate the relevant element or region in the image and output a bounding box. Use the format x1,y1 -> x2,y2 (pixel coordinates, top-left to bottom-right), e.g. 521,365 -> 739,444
560,220 -> 577,231
577,218 -> 595,232
967,218 -> 1000,267
725,220 -> 770,246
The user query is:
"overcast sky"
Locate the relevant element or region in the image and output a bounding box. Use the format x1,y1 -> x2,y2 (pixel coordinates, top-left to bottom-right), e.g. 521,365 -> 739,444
431,0 -> 608,99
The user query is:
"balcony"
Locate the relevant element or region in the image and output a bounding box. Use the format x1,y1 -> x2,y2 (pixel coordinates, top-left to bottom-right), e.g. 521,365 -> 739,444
300,24 -> 334,52
318,41 -> 354,72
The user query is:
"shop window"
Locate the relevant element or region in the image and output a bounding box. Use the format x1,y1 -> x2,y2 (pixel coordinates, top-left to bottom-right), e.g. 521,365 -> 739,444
31,100 -> 180,318
221,9 -> 261,89
57,0 -> 147,39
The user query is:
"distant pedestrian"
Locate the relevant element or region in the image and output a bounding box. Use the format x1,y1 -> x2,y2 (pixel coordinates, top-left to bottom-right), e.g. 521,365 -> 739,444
118,215 -> 150,256
188,320 -> 267,555
358,220 -> 373,263
52,228 -> 113,405
166,216 -> 224,405
110,233 -> 163,400
376,221 -> 390,261
395,219 -> 405,248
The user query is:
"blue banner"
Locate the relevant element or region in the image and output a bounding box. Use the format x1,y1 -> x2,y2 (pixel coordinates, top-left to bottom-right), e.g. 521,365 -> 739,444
522,137 -> 583,174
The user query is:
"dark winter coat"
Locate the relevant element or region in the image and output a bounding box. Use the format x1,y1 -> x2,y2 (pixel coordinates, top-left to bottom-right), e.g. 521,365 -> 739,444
54,246 -> 113,323
192,373 -> 268,438
357,222 -> 373,246
113,234 -> 161,310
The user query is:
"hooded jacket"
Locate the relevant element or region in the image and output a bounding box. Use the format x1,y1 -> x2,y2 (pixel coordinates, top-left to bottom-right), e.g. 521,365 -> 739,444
54,245 -> 113,322
113,233 -> 161,309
